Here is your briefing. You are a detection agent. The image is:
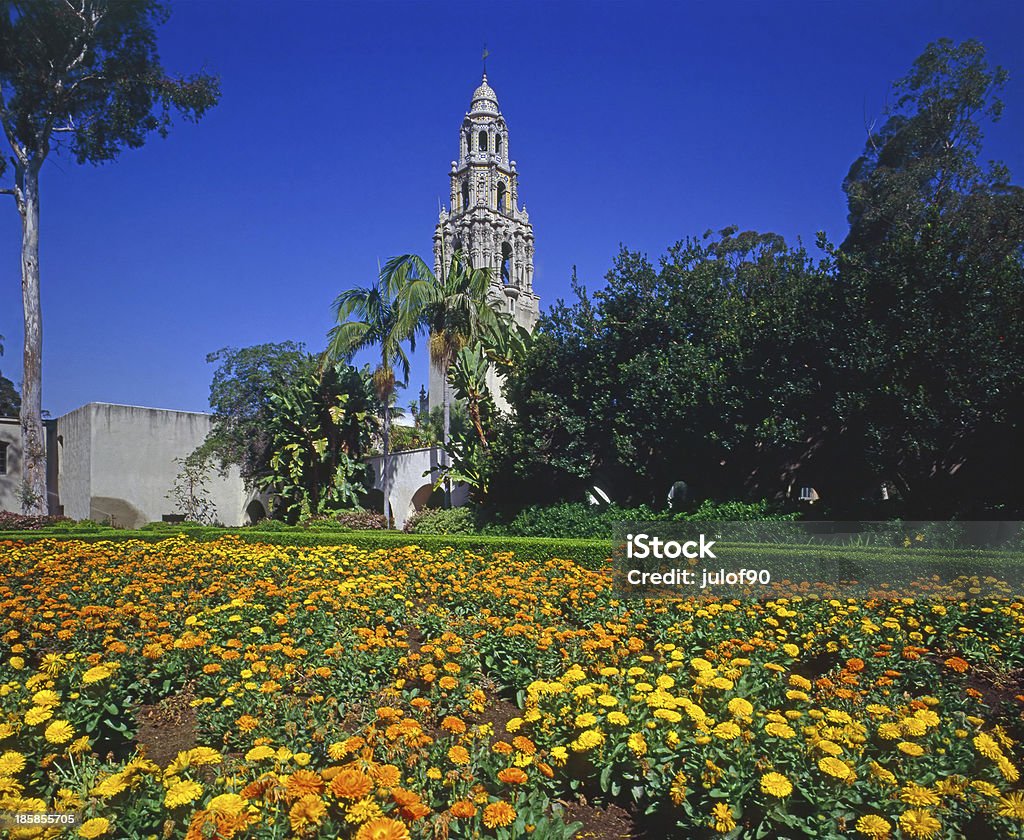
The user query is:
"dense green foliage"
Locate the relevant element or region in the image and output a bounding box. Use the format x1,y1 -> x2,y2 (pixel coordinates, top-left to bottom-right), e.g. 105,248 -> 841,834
491,40 -> 1023,520
405,506 -> 479,535
830,39 -> 1024,516
202,342 -> 310,481
256,361 -> 376,521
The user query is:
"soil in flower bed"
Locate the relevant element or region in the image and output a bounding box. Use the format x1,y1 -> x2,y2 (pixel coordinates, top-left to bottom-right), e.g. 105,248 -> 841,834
134,689 -> 199,767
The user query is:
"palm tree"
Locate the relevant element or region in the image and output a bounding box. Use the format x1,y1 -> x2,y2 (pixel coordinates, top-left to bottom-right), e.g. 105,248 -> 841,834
379,250 -> 497,506
324,271 -> 422,528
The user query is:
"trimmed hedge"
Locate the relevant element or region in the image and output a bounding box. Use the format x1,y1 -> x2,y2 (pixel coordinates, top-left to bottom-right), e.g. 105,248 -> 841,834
1,527 -> 615,568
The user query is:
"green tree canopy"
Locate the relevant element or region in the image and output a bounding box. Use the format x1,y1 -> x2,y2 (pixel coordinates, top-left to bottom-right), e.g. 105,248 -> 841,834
202,342 -> 309,483
833,38 -> 1024,516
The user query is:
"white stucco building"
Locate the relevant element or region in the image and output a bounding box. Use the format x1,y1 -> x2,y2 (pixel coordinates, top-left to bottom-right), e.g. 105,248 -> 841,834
0,403 -> 264,527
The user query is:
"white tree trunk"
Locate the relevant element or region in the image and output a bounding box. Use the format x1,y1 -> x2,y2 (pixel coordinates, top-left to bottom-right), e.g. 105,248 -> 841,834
19,164 -> 47,515
382,400 -> 391,529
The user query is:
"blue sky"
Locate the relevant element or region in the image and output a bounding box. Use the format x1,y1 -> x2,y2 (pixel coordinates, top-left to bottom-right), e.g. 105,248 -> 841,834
1,0 -> 1022,418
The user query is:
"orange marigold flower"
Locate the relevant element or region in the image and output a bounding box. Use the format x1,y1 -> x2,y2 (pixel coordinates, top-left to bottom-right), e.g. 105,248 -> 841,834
286,770 -> 324,800
944,657 -> 969,674
512,736 -> 536,755
330,768 -> 373,800
497,767 -> 529,785
392,788 -> 430,820
441,716 -> 466,733
450,800 -> 477,818
846,658 -> 865,672
492,740 -> 514,755
483,801 -> 517,829
448,745 -> 471,765
236,715 -> 259,732
372,764 -> 402,789
354,817 -> 410,840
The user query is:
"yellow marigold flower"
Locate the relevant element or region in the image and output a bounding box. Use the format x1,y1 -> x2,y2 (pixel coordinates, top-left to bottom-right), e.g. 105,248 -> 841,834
816,739 -> 843,756
68,735 -> 90,756
897,742 -> 925,757
92,771 -> 129,798
188,746 -> 221,766
653,708 -> 682,723
345,798 -> 384,825
766,721 -> 796,740
782,643 -> 800,657
549,746 -> 568,766
971,779 -> 1002,798
290,794 -> 327,834
44,719 -> 74,744
627,733 -> 647,756
571,729 -> 605,751
900,782 -> 940,807
713,721 -> 741,740
165,778 -> 203,808
898,809 -> 941,839
868,761 -> 897,786
901,718 -> 927,737
997,791 -> 1024,820
482,801 -> 516,829
575,712 -> 597,728
788,674 -> 812,690
31,689 -> 60,708
669,771 -> 688,805
709,802 -> 737,833
877,722 -> 902,740
82,665 -> 113,684
728,698 -> 753,719
997,756 -> 1019,782
855,814 -> 891,838
818,756 -> 856,782
246,745 -> 276,761
597,694 -> 618,707
691,658 -> 713,671
77,817 -> 111,838
448,745 -> 470,765
0,750 -> 27,776
913,709 -> 940,729
24,706 -> 52,725
760,772 -> 793,798
786,689 -> 810,702
710,677 -> 734,690
607,711 -> 629,726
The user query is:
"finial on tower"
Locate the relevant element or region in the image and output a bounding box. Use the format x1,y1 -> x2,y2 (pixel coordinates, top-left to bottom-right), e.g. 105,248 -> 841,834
482,44 -> 490,76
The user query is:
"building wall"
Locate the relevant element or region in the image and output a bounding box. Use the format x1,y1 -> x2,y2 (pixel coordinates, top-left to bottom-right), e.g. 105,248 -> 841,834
0,417 -> 21,513
54,405 -> 91,521
365,446 -> 470,529
56,403 -> 254,527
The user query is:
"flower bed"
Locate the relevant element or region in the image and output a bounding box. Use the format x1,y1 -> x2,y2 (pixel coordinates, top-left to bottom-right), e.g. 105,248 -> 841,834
2,536 -> 1024,838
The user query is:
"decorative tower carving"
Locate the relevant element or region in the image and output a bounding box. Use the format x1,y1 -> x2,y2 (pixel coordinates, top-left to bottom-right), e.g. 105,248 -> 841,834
430,73 -> 539,412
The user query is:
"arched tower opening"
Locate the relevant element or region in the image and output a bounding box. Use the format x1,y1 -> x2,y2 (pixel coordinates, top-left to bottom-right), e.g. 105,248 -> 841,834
497,181 -> 507,213
500,242 -> 512,284
461,179 -> 470,211
478,130 -> 488,153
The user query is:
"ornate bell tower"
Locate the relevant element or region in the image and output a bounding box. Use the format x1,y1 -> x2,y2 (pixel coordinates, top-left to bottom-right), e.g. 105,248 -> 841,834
430,73 -> 540,412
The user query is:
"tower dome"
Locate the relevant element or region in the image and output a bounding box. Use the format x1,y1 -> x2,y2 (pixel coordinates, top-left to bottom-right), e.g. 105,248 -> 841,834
469,73 -> 499,115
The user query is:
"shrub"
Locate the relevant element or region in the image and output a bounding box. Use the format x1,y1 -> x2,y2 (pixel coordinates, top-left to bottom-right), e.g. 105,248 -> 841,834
330,509 -> 387,530
406,507 -> 478,535
674,499 -> 798,522
486,502 -> 660,540
0,511 -> 73,531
